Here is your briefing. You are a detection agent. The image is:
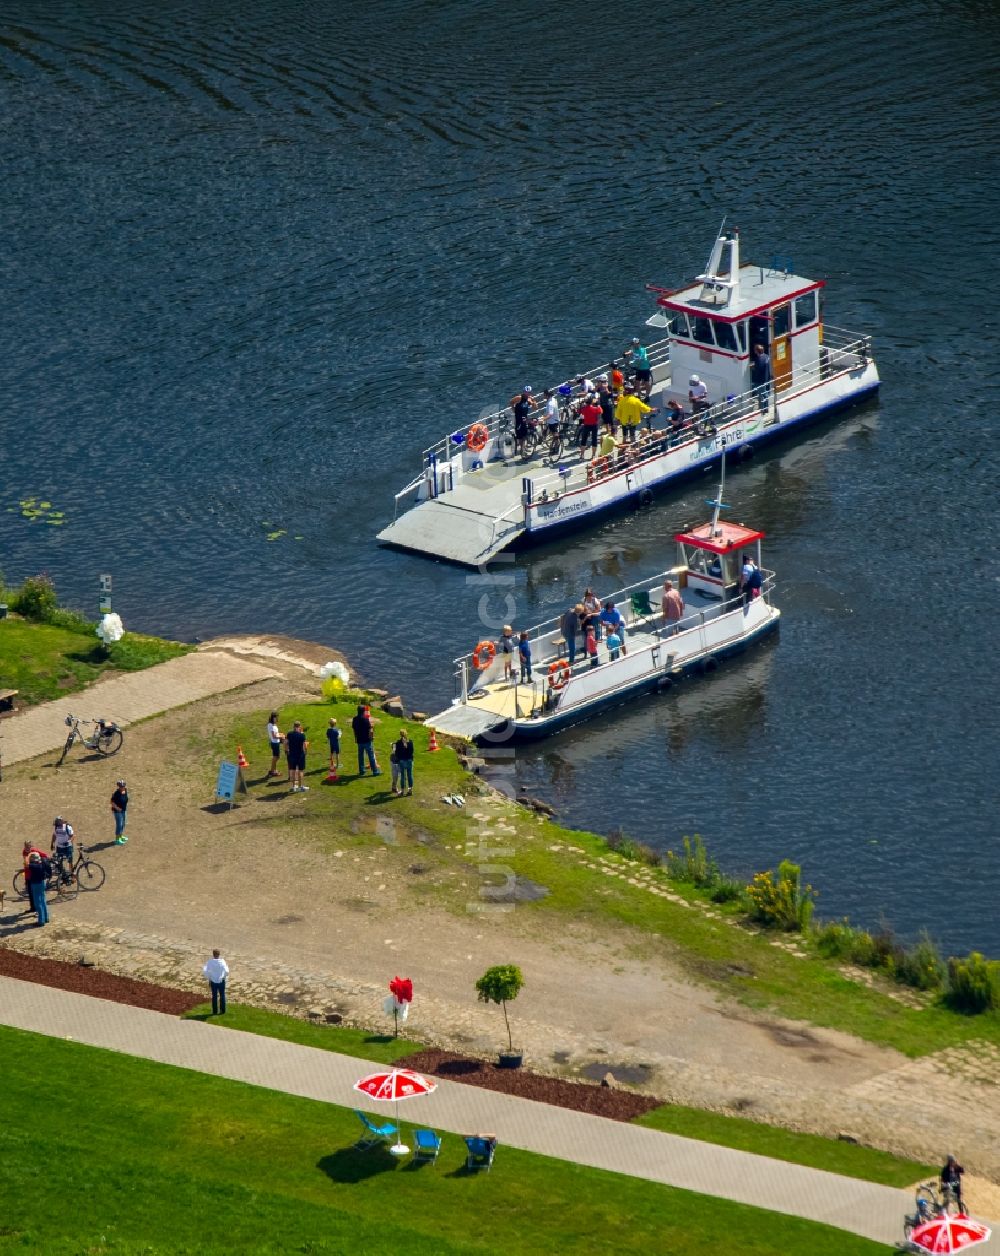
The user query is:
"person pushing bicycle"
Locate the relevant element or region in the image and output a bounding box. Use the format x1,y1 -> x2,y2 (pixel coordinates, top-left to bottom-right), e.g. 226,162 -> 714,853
50,816 -> 75,885
940,1154 -> 965,1213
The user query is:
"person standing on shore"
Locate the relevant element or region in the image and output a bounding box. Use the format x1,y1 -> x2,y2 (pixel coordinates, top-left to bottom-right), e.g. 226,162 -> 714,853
393,728 -> 415,796
111,780 -> 129,844
267,712 -> 284,779
26,852 -> 50,927
326,718 -> 340,779
203,949 -> 229,1015
285,721 -> 309,792
352,705 -> 381,776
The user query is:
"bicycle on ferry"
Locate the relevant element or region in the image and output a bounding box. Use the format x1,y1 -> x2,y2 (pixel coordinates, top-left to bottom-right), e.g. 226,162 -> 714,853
57,713 -> 124,764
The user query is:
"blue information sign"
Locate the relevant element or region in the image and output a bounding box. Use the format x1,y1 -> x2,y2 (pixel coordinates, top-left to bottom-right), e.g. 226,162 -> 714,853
215,760 -> 239,801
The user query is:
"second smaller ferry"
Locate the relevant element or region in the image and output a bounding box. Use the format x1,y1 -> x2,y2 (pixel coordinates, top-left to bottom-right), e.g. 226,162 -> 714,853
426,462 -> 780,744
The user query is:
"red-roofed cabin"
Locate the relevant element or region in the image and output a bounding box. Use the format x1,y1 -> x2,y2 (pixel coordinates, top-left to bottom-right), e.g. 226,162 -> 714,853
674,521 -> 765,602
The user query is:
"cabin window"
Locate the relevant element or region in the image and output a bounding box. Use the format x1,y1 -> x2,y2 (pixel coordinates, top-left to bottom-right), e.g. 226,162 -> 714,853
795,291 -> 817,328
714,321 -> 738,352
692,316 -> 715,345
736,321 -> 747,352
669,312 -> 690,337
772,303 -> 790,337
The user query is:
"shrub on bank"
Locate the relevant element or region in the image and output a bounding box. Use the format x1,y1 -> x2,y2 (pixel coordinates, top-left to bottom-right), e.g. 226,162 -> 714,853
746,860 -> 816,932
945,953 -> 1000,1014
814,919 -> 945,993
10,573 -> 59,622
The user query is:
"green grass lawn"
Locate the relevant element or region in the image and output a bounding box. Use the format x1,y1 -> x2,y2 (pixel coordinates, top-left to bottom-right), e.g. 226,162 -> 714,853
0,1026 -> 886,1255
200,696 -> 1000,1062
0,617 -> 191,705
183,1001 -> 426,1064
636,1105 -> 935,1187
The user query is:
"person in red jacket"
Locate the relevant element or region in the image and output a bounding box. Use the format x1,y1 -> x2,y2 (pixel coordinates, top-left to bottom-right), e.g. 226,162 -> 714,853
579,395 -> 602,456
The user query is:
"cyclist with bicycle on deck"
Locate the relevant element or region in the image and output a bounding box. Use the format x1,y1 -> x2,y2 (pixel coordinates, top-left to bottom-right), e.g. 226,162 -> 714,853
50,817 -> 75,885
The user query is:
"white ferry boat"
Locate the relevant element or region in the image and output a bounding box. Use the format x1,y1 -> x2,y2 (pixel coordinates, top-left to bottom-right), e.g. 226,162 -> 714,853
425,464 -> 780,744
378,225 -> 878,567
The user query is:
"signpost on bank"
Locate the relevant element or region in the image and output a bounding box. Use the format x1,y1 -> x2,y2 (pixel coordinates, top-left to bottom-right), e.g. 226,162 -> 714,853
214,760 -> 247,809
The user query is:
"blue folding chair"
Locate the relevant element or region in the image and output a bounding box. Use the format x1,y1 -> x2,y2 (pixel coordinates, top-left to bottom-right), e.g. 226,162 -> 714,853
464,1135 -> 496,1172
413,1129 -> 442,1164
353,1109 -> 398,1150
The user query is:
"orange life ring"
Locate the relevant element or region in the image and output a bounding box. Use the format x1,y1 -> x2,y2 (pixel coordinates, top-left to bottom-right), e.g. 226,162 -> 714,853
467,423 -> 489,453
547,658 -> 571,689
472,640 -> 496,670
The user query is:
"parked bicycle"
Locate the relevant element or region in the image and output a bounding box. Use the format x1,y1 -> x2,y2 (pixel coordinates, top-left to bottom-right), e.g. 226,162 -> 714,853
903,1181 -> 944,1242
57,713 -> 123,765
13,844 -> 106,901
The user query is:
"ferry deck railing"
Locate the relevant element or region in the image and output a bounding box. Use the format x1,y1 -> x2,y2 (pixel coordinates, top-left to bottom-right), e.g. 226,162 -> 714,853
451,570 -> 776,715
392,337 -> 673,517
515,329 -> 873,507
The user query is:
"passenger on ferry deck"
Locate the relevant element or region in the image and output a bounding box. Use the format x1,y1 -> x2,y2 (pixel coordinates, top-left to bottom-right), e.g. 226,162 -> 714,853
544,388 -> 560,433
751,344 -> 771,411
689,374 -> 710,414
585,625 -> 599,668
630,337 -> 652,396
600,601 -> 627,652
615,384 -> 653,444
667,399 -> 687,441
739,553 -> 759,606
596,376 -> 616,432
580,395 -> 602,453
661,579 -> 684,634
581,588 -> 602,640
575,373 -> 595,396
518,631 -> 532,683
606,626 -> 622,661
513,387 -> 534,456
610,361 -> 625,395
560,605 -> 582,667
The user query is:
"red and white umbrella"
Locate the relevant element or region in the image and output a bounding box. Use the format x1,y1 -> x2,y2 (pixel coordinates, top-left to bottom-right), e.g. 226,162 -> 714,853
353,1068 -> 437,1156
909,1215 -> 992,1253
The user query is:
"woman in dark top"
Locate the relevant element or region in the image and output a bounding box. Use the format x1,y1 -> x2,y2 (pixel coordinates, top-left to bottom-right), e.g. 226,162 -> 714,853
393,729 -> 415,796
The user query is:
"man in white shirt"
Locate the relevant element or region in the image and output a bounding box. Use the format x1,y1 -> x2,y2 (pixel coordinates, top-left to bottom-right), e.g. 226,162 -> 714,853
544,388 -> 561,432
689,374 -> 710,414
203,949 -> 230,1015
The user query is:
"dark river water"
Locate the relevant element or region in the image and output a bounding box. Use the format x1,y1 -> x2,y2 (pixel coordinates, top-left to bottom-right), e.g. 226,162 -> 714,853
2,2 -> 998,953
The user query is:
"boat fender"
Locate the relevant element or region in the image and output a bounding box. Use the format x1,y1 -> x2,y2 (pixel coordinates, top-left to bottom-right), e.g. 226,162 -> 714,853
738,443 -> 753,461
472,640 -> 497,670
467,423 -> 489,453
547,659 -> 571,690
704,656 -> 719,672
639,488 -> 653,508
657,676 -> 673,692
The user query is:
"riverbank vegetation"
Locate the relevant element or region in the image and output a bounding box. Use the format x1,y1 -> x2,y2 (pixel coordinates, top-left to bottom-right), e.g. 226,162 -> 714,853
1,1026 -> 887,1255
206,695 -> 1000,1059
0,573 -> 190,705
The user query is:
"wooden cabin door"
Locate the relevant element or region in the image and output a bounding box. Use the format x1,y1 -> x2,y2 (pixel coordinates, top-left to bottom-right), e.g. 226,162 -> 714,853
771,303 -> 793,393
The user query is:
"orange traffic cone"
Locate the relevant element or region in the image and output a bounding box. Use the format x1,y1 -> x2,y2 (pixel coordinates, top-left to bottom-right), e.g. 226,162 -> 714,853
237,746 -> 249,769
325,765 -> 339,784
427,728 -> 439,753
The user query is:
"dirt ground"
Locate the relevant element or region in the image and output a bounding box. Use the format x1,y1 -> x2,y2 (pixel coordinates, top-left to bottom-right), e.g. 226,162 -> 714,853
2,639 -> 999,1199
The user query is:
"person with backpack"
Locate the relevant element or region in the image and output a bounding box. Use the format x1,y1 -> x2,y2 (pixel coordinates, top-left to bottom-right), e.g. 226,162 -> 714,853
51,815 -> 75,881
393,729 -> 415,796
26,851 -> 51,926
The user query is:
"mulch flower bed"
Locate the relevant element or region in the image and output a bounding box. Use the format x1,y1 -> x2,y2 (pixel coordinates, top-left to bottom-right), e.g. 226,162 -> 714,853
1,946 -> 661,1120
0,945 -> 203,1015
398,1049 -> 661,1122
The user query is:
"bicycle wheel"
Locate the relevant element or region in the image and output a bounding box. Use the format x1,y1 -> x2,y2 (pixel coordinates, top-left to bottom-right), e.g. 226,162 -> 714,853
55,875 -> 78,902
523,429 -> 539,458
76,860 -> 106,891
546,433 -> 563,462
96,729 -> 123,756
12,870 -> 27,898
57,735 -> 74,766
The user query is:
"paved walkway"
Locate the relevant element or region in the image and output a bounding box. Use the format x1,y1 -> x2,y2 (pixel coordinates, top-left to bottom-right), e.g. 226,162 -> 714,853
6,975 -> 989,1249
1,651 -> 277,765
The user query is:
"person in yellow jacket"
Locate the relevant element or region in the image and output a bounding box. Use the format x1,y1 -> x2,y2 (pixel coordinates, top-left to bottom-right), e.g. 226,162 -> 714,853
614,385 -> 653,444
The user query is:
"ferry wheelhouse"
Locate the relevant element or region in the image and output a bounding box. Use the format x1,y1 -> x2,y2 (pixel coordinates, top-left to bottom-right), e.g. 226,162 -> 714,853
425,465 -> 780,744
378,225 -> 878,567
